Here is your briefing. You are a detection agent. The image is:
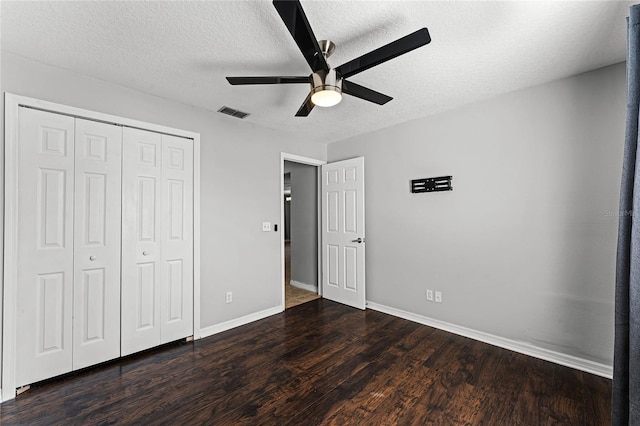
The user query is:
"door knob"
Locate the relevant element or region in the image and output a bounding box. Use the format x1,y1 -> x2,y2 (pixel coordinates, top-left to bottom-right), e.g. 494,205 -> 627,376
142,251 -> 149,256
89,255 -> 96,261
351,238 -> 365,243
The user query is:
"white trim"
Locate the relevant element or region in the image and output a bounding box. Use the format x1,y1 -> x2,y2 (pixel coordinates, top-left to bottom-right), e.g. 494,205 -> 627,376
193,135 -> 201,340
289,280 -> 318,293
280,153 -> 326,310
199,306 -> 282,338
2,94 -> 20,402
281,153 -> 326,167
316,166 -> 323,298
2,93 -> 202,402
366,301 -> 613,379
4,94 -> 199,140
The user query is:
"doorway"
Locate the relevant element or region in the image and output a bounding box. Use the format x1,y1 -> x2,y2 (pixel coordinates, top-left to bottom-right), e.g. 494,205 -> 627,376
279,153 -> 367,311
284,161 -> 320,308
280,154 -> 325,309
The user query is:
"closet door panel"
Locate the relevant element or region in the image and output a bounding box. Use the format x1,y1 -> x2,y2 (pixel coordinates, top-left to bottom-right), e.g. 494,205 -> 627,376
160,135 -> 194,343
16,108 -> 75,387
121,127 -> 162,356
73,119 -> 122,370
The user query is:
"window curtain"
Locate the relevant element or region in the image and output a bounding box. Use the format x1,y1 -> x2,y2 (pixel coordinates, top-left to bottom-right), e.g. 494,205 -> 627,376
614,4 -> 640,424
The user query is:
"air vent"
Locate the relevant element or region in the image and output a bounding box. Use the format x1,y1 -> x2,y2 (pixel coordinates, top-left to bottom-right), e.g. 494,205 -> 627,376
217,106 -> 250,119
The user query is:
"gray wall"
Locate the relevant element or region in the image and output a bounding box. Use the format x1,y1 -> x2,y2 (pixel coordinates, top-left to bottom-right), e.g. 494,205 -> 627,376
327,62 -> 626,365
0,52 -> 326,335
285,161 -> 318,289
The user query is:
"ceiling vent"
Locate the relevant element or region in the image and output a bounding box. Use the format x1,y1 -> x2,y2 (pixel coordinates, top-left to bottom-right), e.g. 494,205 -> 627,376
217,106 -> 250,119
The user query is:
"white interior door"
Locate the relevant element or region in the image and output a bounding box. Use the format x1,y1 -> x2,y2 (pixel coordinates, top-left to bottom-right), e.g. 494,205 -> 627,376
16,108 -> 75,387
72,119 -> 122,370
321,157 -> 366,309
121,127 -> 162,356
160,135 -> 194,343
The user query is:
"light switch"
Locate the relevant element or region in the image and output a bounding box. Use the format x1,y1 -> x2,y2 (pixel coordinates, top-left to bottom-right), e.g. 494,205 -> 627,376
262,222 -> 271,232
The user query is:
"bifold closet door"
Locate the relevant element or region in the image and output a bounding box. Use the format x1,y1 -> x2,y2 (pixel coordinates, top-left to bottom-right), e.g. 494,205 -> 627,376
121,128 -> 194,356
14,107 -> 193,386
15,110 -> 124,386
160,135 -> 194,344
16,108 -> 75,387
72,119 -> 122,370
121,128 -> 162,356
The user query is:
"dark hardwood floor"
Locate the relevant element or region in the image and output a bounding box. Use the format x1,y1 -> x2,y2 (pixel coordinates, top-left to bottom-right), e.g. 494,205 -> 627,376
0,299 -> 611,425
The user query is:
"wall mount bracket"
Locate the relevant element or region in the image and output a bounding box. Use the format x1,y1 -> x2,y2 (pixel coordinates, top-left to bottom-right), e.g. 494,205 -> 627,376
411,176 -> 453,193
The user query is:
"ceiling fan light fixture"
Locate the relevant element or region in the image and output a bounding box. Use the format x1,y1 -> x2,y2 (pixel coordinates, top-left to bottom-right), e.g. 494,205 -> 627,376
310,69 -> 342,107
311,88 -> 342,107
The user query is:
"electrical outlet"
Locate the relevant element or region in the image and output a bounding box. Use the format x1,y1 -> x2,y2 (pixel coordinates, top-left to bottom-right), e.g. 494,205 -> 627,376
426,289 -> 433,301
262,222 -> 271,232
435,291 -> 442,303
225,291 -> 233,303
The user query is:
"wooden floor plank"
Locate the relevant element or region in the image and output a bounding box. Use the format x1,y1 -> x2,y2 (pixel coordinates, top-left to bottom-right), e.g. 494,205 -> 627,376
469,350 -> 524,423
0,299 -> 612,425
214,313 -> 419,425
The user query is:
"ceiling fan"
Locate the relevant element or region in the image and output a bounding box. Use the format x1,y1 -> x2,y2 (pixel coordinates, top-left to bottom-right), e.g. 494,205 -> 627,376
226,0 -> 431,117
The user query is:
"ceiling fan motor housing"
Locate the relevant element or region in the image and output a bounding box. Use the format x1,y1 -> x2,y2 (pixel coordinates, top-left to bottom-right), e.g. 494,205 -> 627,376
311,69 -> 343,106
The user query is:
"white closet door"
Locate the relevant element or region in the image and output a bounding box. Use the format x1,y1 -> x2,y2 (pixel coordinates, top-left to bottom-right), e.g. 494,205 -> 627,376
160,135 -> 194,343
121,127 -> 162,356
72,119 -> 122,370
16,108 -> 75,387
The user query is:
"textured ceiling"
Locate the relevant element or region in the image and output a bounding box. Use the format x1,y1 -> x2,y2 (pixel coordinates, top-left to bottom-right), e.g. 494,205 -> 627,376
0,1 -> 633,144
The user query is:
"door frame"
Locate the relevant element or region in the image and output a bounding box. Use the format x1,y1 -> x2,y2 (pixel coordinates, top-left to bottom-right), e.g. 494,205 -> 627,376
280,153 -> 326,309
2,93 -> 202,402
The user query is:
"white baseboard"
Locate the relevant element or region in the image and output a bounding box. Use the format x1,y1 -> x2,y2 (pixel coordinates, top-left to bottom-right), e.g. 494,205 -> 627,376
366,301 -> 613,379
199,305 -> 283,339
289,280 -> 318,293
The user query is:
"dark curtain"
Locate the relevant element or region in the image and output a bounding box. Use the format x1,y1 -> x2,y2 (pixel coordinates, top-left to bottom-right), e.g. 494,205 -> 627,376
614,4 -> 640,425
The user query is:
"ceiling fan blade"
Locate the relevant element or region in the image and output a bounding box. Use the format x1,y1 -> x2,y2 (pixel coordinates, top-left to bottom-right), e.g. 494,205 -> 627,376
273,0 -> 329,73
336,28 -> 431,79
295,92 -> 315,117
226,76 -> 310,85
342,80 -> 393,105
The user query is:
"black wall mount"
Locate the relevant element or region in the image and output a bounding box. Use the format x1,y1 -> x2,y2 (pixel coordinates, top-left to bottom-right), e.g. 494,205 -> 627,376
411,176 -> 453,193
